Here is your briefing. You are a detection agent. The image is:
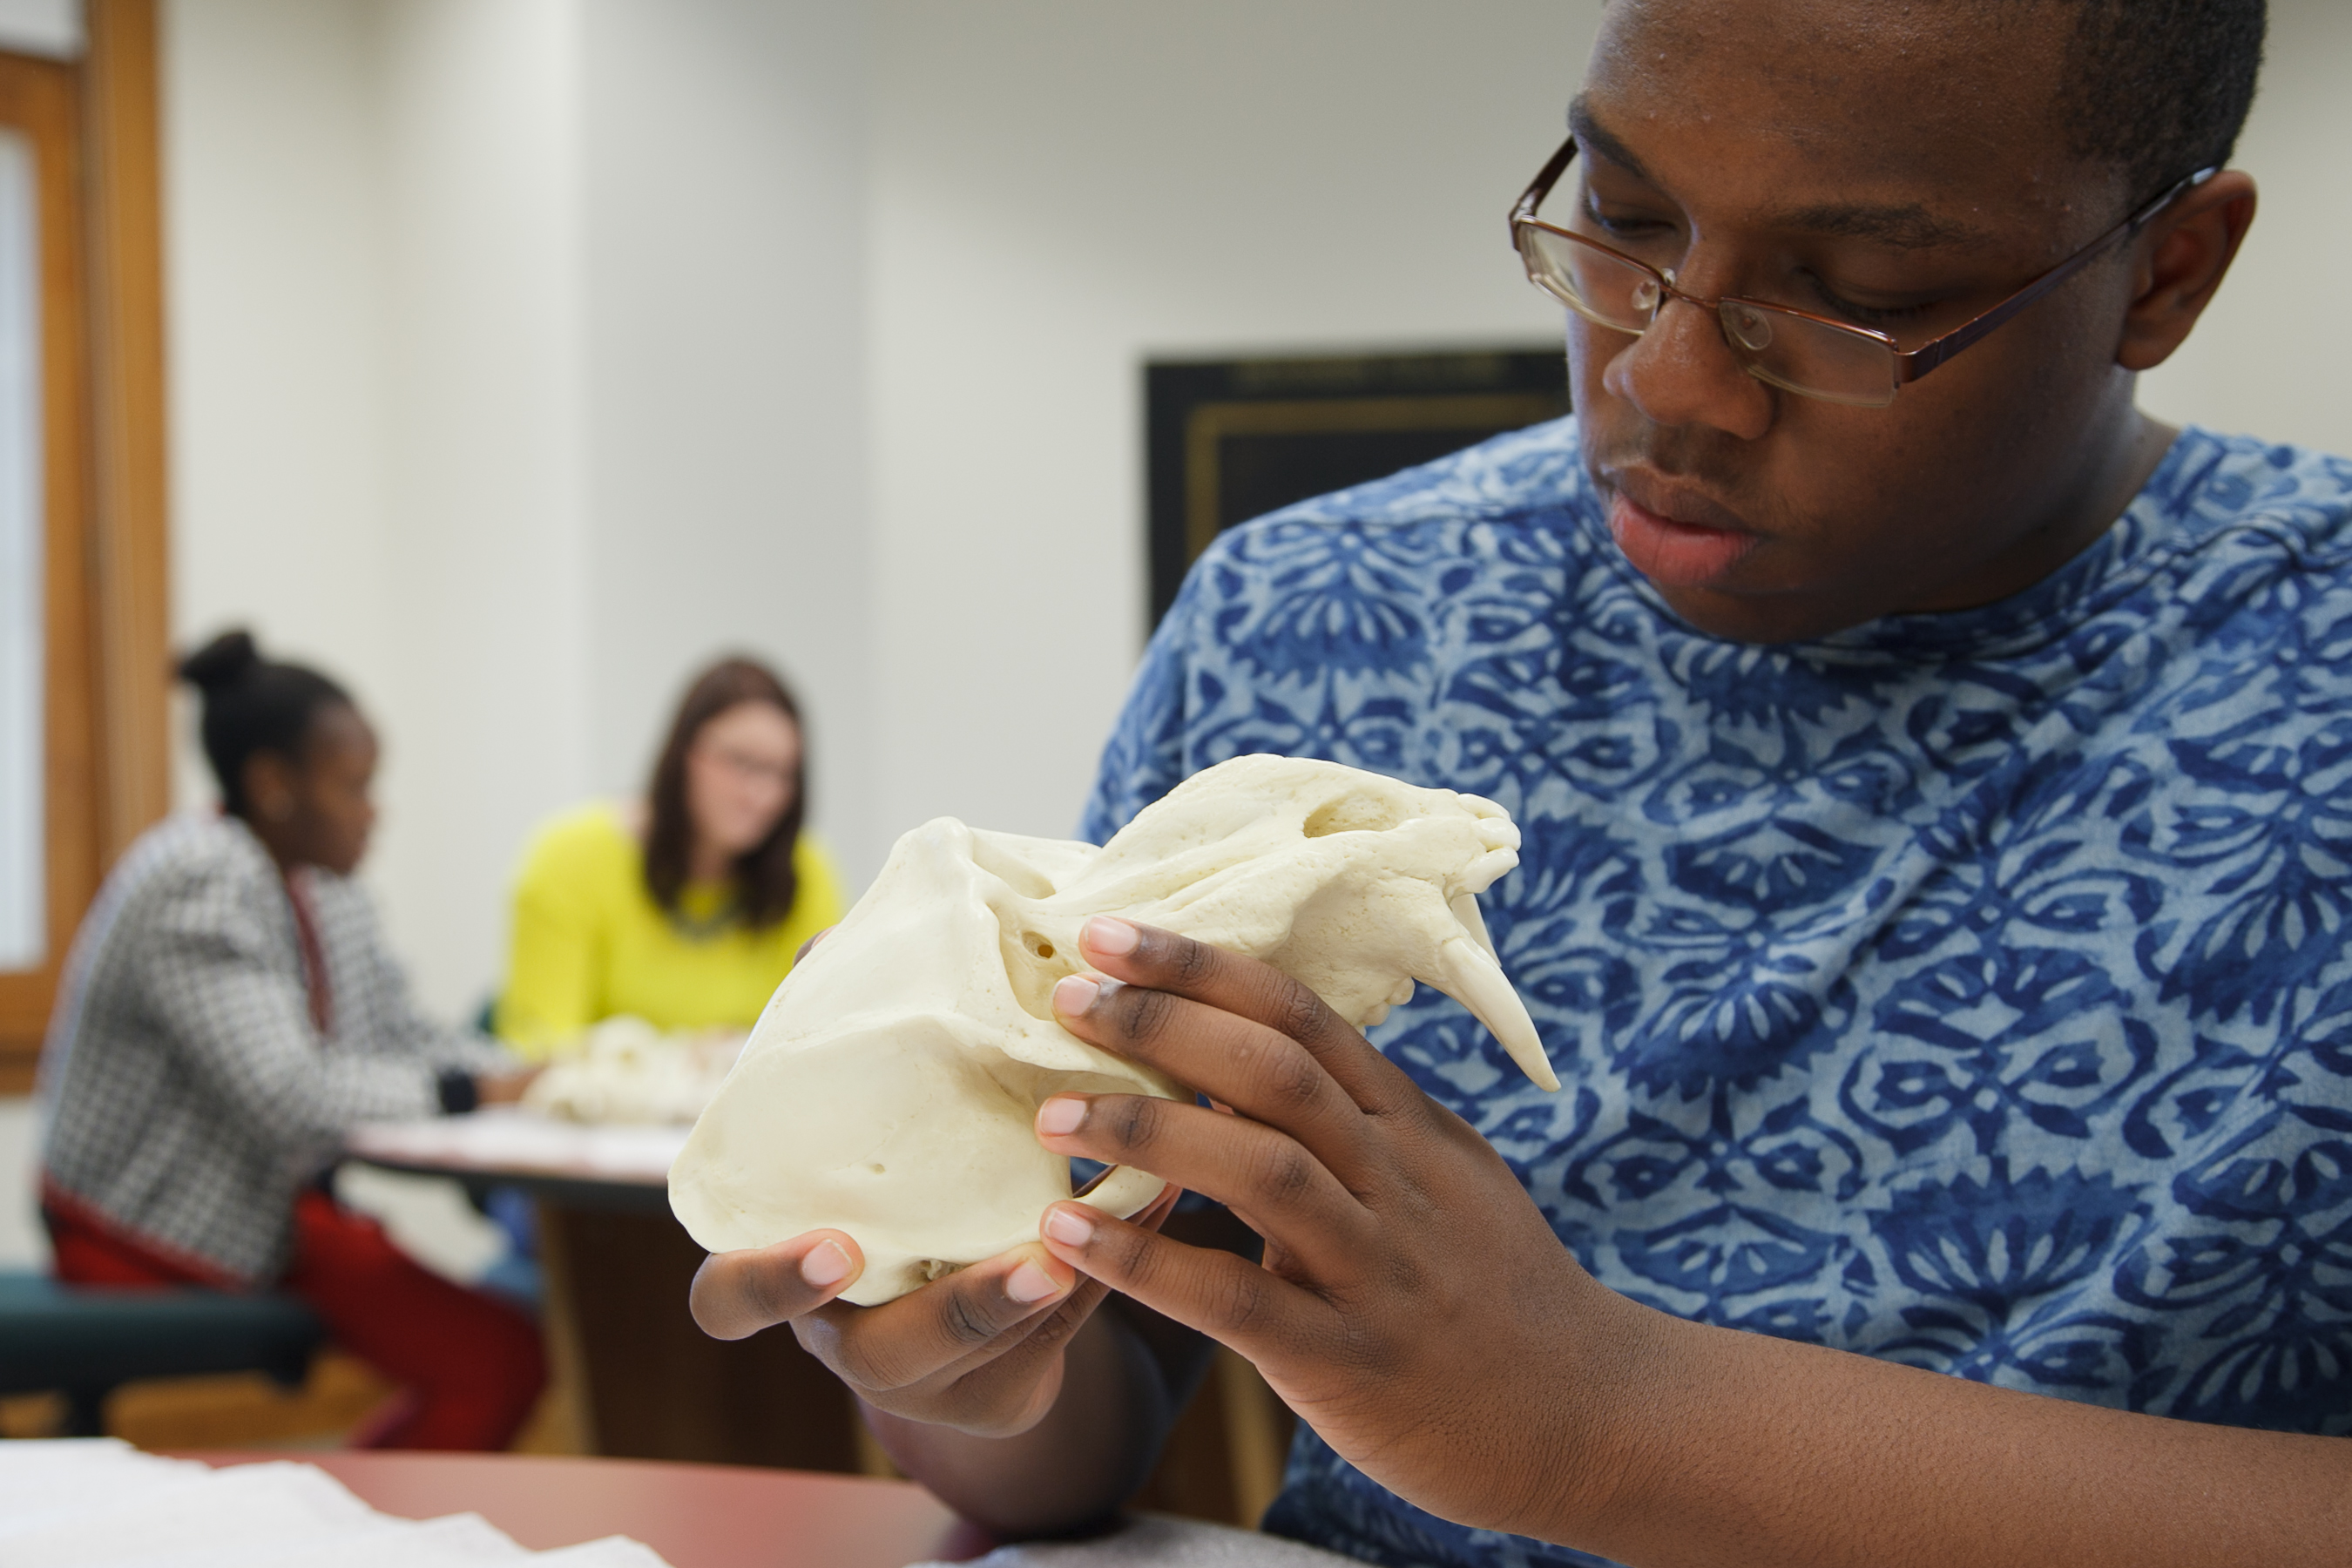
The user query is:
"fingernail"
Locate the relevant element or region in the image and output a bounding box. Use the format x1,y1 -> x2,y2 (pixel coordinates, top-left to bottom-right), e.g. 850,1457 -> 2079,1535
1036,1096 -> 1086,1137
1052,975 -> 1101,1017
1006,1261 -> 1064,1303
801,1240 -> 852,1288
1043,1206 -> 1094,1248
1084,916 -> 1139,956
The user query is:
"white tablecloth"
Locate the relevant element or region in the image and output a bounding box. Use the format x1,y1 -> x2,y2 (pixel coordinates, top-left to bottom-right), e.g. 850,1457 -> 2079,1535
0,1441 -> 670,1567
345,1107 -> 690,1186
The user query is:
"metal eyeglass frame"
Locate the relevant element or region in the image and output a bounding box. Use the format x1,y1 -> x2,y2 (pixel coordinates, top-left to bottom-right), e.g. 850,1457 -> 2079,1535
1509,137 -> 2216,406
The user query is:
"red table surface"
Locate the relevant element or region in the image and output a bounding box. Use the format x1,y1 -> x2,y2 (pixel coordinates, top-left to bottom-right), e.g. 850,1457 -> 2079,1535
186,1450 -> 994,1568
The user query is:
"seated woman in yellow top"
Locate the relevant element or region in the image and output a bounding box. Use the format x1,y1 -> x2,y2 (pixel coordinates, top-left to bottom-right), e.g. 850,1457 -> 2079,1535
496,658 -> 847,1056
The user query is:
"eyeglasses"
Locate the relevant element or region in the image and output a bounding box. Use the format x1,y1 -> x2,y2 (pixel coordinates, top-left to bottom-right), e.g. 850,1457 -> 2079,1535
695,739 -> 795,789
1510,138 -> 2214,409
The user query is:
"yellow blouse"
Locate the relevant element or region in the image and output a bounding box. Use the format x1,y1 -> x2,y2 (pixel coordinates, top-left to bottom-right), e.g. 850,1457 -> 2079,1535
494,803 -> 848,1058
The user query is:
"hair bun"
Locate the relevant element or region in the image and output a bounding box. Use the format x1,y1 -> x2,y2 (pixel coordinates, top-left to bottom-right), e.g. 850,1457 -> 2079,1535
178,629 -> 262,693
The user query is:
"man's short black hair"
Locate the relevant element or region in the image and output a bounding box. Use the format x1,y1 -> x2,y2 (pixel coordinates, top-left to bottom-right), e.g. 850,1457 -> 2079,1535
2060,0 -> 2266,206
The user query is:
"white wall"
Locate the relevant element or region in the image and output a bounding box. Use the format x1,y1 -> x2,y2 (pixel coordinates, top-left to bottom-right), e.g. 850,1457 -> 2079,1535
578,0 -> 873,871
2139,0 -> 2352,456
162,0 -> 867,1017
163,0 -> 393,820
862,0 -> 1590,843
365,0 -> 592,1017
164,0 -> 590,1017
154,0 -> 1593,1013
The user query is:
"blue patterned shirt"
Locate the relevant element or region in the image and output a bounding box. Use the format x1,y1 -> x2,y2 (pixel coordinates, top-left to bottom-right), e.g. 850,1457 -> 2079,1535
1078,416 -> 2352,1568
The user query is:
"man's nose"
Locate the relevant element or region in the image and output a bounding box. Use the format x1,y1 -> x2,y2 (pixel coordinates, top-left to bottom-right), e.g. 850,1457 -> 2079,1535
1599,294 -> 1774,442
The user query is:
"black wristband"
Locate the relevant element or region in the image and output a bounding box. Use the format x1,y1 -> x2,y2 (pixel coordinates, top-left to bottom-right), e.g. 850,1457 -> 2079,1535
436,1068 -> 481,1116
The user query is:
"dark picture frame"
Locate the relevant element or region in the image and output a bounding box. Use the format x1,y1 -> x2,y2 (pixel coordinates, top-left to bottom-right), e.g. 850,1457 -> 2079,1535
1143,346 -> 1569,629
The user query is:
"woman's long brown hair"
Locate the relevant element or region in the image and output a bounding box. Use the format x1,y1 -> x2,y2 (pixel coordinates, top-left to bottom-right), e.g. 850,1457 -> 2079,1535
643,658 -> 807,930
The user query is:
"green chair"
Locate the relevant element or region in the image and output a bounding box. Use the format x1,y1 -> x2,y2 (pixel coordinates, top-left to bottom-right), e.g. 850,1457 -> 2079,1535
0,1269 -> 324,1436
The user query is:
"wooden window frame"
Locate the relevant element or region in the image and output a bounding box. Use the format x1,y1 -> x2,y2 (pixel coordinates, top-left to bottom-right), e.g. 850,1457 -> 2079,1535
0,0 -> 170,1093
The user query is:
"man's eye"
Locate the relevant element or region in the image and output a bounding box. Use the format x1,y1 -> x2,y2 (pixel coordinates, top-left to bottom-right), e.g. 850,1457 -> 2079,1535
1581,199 -> 1677,242
1806,274 -> 1940,327
1592,213 -> 1664,237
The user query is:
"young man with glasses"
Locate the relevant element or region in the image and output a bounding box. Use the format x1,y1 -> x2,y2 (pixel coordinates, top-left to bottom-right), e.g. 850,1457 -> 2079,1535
695,3 -> 2350,1563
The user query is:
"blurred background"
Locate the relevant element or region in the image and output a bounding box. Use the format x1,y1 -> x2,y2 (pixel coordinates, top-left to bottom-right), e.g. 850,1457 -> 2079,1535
0,0 -> 2345,1497
145,0 -> 2352,1033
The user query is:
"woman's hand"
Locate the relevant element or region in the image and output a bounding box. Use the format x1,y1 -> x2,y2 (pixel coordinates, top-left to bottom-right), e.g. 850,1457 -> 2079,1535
475,1068 -> 542,1105
690,1185 -> 1184,1438
1031,916 -> 1641,1538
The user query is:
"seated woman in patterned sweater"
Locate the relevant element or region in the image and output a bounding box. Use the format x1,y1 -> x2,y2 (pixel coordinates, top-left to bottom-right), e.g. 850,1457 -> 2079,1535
690,3 -> 2352,1566
38,630 -> 544,1451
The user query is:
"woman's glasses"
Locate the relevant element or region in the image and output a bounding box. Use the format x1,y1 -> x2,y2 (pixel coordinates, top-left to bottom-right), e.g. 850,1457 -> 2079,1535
1509,139 -> 2213,409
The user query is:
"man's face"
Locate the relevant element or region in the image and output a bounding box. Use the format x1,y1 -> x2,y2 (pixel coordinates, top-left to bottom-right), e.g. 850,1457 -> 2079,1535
1569,0 -> 2154,642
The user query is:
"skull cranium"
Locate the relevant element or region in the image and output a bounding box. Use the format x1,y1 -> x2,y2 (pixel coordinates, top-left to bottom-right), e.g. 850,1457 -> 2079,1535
668,754 -> 1552,1304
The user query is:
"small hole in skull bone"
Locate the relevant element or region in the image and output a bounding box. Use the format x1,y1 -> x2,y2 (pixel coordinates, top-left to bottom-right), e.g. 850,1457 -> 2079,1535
1032,939 -> 1054,959
918,1259 -> 961,1283
867,1162 -> 886,1175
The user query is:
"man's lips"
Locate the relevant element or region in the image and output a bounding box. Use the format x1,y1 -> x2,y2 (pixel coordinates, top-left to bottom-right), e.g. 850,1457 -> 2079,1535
1605,477 -> 1761,591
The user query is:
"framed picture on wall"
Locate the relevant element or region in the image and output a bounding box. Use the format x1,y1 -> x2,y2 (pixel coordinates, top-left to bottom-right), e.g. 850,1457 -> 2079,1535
1143,346 -> 1569,629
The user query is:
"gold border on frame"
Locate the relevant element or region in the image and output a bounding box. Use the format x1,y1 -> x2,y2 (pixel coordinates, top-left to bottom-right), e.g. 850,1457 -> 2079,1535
1183,390 -> 1565,564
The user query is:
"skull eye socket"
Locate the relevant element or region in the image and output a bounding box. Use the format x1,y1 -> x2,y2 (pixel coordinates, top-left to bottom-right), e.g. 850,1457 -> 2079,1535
1304,794 -> 1407,838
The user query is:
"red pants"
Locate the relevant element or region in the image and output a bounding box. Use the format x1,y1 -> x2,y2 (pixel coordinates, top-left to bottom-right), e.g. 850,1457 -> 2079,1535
46,1189 -> 545,1451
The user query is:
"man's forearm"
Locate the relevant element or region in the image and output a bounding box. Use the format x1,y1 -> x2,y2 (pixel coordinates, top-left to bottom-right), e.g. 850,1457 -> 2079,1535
1547,1297 -> 2352,1568
865,1305 -> 1193,1538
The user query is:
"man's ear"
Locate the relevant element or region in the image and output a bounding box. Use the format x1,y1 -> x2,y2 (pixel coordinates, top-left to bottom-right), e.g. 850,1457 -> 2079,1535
2117,170 -> 2257,373
243,751 -> 298,823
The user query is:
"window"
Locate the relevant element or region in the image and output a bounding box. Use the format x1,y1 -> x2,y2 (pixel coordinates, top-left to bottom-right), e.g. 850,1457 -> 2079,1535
0,126 -> 37,974
0,3 -> 170,1092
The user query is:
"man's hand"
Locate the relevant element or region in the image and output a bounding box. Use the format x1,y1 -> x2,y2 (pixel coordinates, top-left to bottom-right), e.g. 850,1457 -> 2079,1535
690,1186 -> 1183,1438
1028,916 -> 1628,1537
1031,917 -> 2352,1568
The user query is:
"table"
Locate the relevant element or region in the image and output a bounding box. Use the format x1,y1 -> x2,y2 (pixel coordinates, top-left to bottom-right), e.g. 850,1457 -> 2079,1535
189,1450 -> 990,1568
343,1110 -> 686,1212
345,1111 -> 1291,1524
346,1112 -> 868,1473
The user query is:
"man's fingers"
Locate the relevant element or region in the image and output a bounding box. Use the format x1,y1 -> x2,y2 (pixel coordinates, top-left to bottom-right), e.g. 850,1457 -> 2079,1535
1037,1093 -> 1371,1274
1037,1200 -> 1321,1361
909,1274 -> 1112,1426
792,924 -> 836,966
691,1229 -> 865,1341
877,1186 -> 1182,1399
1054,977 -> 1377,1179
1074,918 -> 1419,1115
796,1243 -> 1080,1393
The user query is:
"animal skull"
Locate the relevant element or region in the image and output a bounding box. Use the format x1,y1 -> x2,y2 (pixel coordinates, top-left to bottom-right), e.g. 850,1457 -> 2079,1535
521,1016 -> 745,1125
668,754 -> 1553,1304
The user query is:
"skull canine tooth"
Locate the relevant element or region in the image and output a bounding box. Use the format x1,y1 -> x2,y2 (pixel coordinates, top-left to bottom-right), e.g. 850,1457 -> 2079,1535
1449,890 -> 1500,962
669,754 -> 1554,1303
1427,936 -> 1560,1092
